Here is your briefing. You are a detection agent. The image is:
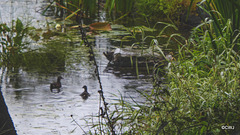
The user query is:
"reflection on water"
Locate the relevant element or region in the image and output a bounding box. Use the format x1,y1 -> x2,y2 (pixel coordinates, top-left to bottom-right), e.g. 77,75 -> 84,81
0,0 -> 153,134
0,0 -> 46,27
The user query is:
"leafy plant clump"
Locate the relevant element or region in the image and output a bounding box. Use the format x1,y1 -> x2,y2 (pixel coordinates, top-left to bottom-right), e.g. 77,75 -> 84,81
135,0 -> 201,22
161,16 -> 240,134
0,19 -> 39,66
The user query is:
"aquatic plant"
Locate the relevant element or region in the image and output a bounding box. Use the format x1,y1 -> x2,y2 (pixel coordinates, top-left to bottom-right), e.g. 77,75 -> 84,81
50,0 -> 200,24
136,0 -> 201,23
0,18 -> 72,73
46,0 -> 97,19
0,19 -> 39,66
105,0 -> 135,15
49,0 -> 135,21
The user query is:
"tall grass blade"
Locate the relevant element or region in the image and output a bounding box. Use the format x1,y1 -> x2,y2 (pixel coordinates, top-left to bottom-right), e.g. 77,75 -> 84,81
135,57 -> 139,79
65,9 -> 81,20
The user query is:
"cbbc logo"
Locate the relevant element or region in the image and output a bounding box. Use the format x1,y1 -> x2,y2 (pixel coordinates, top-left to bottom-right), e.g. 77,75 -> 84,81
221,126 -> 234,130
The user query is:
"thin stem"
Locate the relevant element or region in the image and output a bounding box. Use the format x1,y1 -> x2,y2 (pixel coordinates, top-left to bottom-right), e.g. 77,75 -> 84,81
78,12 -> 116,135
71,115 -> 87,134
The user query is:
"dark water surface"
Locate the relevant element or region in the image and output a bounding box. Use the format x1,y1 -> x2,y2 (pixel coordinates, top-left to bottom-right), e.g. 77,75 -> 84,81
0,0 -> 153,134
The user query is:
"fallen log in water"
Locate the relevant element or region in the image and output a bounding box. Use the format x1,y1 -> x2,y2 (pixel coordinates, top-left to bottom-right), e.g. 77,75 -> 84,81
103,47 -> 173,67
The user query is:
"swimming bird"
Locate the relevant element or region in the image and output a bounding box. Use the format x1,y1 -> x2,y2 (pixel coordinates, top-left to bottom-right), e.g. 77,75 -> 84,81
50,76 -> 63,92
80,85 -> 90,100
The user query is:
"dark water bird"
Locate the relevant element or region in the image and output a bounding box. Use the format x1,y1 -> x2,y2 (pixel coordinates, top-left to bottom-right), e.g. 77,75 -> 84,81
50,76 -> 63,92
80,85 -> 90,100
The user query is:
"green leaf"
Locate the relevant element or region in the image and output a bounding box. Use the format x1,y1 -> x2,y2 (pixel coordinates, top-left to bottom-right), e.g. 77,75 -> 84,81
1,24 -> 10,32
200,126 -> 207,134
16,18 -> 23,34
65,9 -> 81,20
200,121 -> 208,126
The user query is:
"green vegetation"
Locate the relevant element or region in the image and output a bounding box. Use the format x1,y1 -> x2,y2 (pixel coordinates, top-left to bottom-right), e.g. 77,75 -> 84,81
0,19 -> 39,66
82,0 -> 240,134
136,0 -> 196,20
51,0 -> 200,23
105,0 -> 135,15
0,19 -> 73,73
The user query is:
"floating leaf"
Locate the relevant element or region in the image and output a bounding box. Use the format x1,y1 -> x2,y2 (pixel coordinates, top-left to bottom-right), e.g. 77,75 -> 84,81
89,22 -> 112,31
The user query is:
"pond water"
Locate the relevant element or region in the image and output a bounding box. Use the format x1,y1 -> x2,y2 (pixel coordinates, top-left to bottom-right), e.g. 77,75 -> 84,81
0,0 -> 153,134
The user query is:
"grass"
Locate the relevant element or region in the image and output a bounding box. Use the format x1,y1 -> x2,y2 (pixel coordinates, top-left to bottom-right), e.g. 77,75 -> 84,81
84,2 -> 240,134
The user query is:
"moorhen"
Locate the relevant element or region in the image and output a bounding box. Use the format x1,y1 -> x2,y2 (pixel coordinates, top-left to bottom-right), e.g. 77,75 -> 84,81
50,76 -> 63,92
80,85 -> 90,100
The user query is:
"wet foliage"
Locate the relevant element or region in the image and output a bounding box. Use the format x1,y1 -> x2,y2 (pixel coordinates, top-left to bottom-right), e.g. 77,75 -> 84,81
0,19 -> 40,67
0,18 -> 81,73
